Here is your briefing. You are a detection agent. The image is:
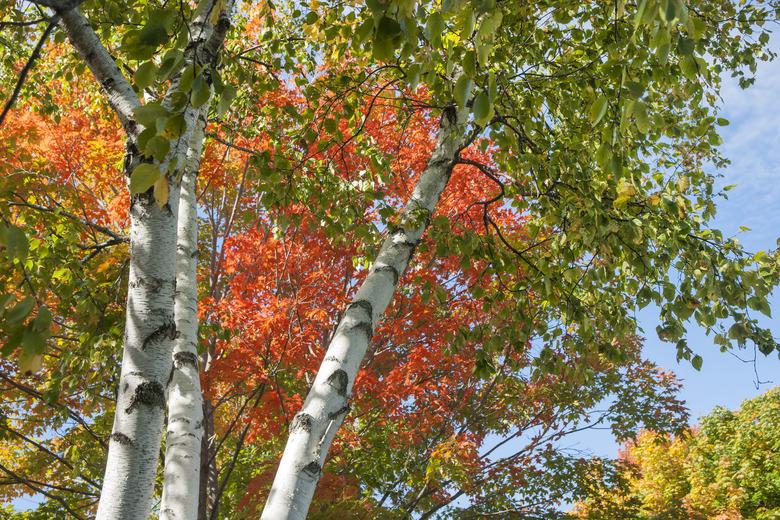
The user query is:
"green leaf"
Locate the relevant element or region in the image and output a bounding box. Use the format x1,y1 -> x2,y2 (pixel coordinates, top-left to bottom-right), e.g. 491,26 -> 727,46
22,328 -> 46,355
18,350 -> 42,374
133,103 -> 169,129
680,56 -> 699,80
633,0 -> 648,31
7,297 -> 34,324
473,92 -> 492,125
454,75 -> 474,111
178,64 -> 197,93
134,61 -> 157,90
372,34 -> 395,61
479,11 -> 503,37
144,136 -> 170,162
130,163 -> 162,195
31,307 -> 52,332
191,75 -> 211,108
463,50 -> 477,78
589,96 -> 609,125
217,85 -> 237,116
459,7 -> 476,38
406,63 -> 422,91
691,354 -> 703,371
634,102 -> 650,133
426,13 -> 444,48
476,41 -> 492,68
376,16 -> 402,40
163,113 -> 187,139
137,20 -> 168,47
158,50 -> 184,80
1,224 -> 28,262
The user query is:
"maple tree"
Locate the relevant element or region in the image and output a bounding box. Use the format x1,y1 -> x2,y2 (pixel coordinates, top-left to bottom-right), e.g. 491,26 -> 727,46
0,47 -> 690,517
573,387 -> 780,519
0,0 -> 779,518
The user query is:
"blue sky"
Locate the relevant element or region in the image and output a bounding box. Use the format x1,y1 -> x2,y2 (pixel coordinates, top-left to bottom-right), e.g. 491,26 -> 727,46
567,47 -> 780,459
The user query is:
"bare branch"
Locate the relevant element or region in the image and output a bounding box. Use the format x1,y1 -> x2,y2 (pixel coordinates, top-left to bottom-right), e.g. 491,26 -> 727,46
8,201 -> 127,241
0,14 -> 60,128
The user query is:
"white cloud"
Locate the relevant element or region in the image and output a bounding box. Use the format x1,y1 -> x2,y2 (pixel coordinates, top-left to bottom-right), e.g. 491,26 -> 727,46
713,50 -> 780,251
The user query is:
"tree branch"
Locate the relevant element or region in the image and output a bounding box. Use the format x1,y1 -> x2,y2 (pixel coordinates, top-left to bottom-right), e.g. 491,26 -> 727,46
0,461 -> 88,519
8,201 -> 127,242
0,14 -> 60,128
56,6 -> 140,136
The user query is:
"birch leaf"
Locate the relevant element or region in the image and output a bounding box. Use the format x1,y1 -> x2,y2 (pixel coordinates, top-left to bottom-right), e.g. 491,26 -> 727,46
154,177 -> 169,207
130,163 -> 161,195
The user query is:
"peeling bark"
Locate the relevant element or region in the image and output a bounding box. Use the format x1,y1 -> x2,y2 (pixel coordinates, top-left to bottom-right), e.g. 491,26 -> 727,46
260,108 -> 464,520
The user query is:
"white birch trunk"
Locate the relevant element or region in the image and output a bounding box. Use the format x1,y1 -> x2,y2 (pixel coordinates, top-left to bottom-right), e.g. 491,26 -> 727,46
260,108 -> 464,520
94,165 -> 181,520
92,2 -> 233,516
160,114 -> 208,520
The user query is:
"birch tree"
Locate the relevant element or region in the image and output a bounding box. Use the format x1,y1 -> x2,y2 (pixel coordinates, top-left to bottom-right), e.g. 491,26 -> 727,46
160,112 -> 209,520
1,0 -> 235,516
261,0 -> 779,515
262,102 -> 472,518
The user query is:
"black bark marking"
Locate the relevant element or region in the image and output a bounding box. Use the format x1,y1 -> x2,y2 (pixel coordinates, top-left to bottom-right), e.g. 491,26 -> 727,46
291,413 -> 314,433
110,432 -> 134,446
442,103 -> 457,126
142,320 -> 177,350
335,314 -> 374,340
170,417 -> 191,424
326,369 -> 349,397
129,276 -> 171,292
389,231 -> 420,257
301,461 -> 322,479
328,403 -> 350,420
373,265 -> 399,285
173,351 -> 198,369
347,299 -> 373,318
125,380 -> 165,414
348,321 -> 373,340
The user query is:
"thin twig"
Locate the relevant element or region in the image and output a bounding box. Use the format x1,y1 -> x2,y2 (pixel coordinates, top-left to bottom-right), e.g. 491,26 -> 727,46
0,14 -> 60,128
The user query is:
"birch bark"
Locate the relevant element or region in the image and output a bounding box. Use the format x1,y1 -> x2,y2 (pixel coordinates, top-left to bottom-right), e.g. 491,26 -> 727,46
51,2 -> 234,518
261,107 -> 464,520
160,113 -> 208,520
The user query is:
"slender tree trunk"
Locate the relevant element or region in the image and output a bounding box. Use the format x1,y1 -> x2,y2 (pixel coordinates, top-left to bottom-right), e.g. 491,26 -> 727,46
54,7 -> 178,518
94,160 -> 181,519
260,108 -> 464,520
92,3 -> 233,516
160,114 -> 208,520
198,397 -> 218,520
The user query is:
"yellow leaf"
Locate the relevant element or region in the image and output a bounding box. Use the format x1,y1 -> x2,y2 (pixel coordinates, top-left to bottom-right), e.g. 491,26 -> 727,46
208,0 -> 225,26
154,176 -> 169,207
616,179 -> 637,199
19,353 -> 42,375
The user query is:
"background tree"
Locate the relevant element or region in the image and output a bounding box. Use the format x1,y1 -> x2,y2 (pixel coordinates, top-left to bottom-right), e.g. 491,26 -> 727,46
573,387 -> 780,519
